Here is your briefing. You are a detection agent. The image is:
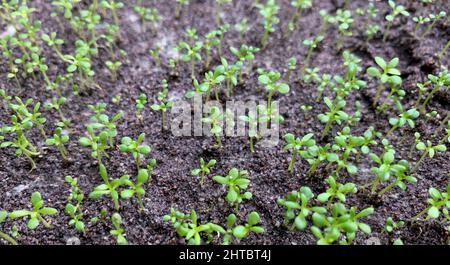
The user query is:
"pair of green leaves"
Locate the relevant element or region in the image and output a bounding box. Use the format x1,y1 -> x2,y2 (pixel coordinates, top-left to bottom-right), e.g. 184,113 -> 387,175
9,192 -> 58,230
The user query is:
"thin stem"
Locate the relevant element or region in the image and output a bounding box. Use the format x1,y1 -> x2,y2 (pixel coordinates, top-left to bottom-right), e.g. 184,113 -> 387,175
38,215 -> 52,229
288,150 -> 297,175
420,85 -> 441,114
438,40 -> 450,61
411,151 -> 428,173
411,207 -> 429,222
383,22 -> 392,42
378,180 -> 398,196
373,83 -> 385,108
0,231 -> 18,245
249,137 -> 254,153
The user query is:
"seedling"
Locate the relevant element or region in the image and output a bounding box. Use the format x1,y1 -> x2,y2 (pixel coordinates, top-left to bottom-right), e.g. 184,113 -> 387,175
229,211 -> 264,240
44,97 -> 70,126
120,169 -> 150,210
386,106 -> 419,137
178,41 -> 203,80
0,211 -> 18,245
419,70 -> 450,114
215,0 -> 232,25
300,35 -> 324,79
285,57 -> 297,82
203,30 -> 220,69
219,58 -> 241,97
202,106 -> 225,147
366,56 -> 402,107
230,44 -> 260,83
119,133 -> 152,171
149,46 -> 161,67
412,183 -> 449,223
46,127 -> 70,160
135,93 -> 147,122
151,80 -> 174,130
239,112 -> 260,153
377,160 -> 417,196
284,0 -> 313,38
101,1 -> 124,32
421,11 -> 446,38
65,176 -> 85,233
258,71 -> 290,108
234,19 -> 249,42
383,1 -> 409,42
256,0 -> 280,48
317,175 -> 357,209
213,168 -> 252,212
411,140 -> 446,173
191,158 -> 217,186
335,9 -> 353,50
306,144 -> 338,176
185,79 -> 209,99
105,60 -> 122,82
89,164 -> 129,210
385,217 -> 404,244
175,0 -> 189,19
283,133 -> 316,175
318,97 -> 349,139
133,5 -> 161,33
315,74 -> 333,102
163,208 -> 225,245
9,192 -> 58,229
110,213 -> 128,245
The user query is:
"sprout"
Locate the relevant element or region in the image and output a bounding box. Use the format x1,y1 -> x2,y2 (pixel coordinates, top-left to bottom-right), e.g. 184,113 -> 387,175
383,1 -> 410,42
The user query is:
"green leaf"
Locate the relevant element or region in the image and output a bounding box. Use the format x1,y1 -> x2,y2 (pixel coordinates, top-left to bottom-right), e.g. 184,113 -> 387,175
27,217 -> 40,230
232,225 -> 248,239
121,189 -> 135,199
227,188 -> 238,203
247,212 -> 260,226
427,206 -> 440,219
277,84 -> 290,94
39,207 -> 58,215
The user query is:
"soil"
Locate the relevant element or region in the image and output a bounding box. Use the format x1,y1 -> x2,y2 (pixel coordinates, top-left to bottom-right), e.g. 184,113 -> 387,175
0,0 -> 449,245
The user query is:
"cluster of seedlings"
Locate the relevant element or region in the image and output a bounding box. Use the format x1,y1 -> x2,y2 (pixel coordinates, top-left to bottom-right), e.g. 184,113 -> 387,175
0,0 -> 449,245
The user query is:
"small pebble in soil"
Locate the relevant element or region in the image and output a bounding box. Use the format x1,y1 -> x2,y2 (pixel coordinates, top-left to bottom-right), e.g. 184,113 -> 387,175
66,237 -> 81,245
365,237 -> 381,245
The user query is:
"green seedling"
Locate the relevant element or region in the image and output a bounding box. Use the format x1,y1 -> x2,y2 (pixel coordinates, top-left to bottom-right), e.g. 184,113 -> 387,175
203,30 -> 220,69
284,133 -> 316,175
317,175 -> 357,209
366,56 -> 402,107
412,183 -> 449,222
149,46 -> 161,67
383,1 -> 409,42
318,9 -> 336,36
89,164 -> 129,211
203,66 -> 225,101
135,93 -> 147,122
133,5 -> 161,33
178,41 -> 203,80
119,133 -> 152,171
44,96 -> 70,126
235,19 -> 249,42
46,127 -> 70,160
110,213 -> 128,245
419,70 -> 450,114
202,106 -> 225,147
65,176 -> 85,233
175,0 -> 189,18
256,0 -> 280,48
185,79 -> 209,99
411,140 -> 446,173
335,9 -> 353,50
315,74 -> 333,102
318,97 -> 349,139
365,24 -> 380,41
120,169 -> 150,210
215,0 -> 231,25
151,80 -> 174,130
90,208 -> 108,225
239,112 -> 261,153
420,11 -> 446,38
191,158 -> 217,186
105,60 -> 122,82
284,0 -> 312,37
213,168 -> 252,212
277,186 -> 324,231
219,58 -> 242,97
0,211 -> 18,245
230,44 -> 260,83
377,160 -> 417,196
386,107 -> 419,137
229,212 -> 264,240
300,35 -> 324,79
9,192 -> 58,229
303,67 -> 321,83
163,208 -> 225,245
258,71 -> 290,108
306,144 -> 338,176
385,217 -> 404,244
101,1 -> 124,32
285,57 -> 297,82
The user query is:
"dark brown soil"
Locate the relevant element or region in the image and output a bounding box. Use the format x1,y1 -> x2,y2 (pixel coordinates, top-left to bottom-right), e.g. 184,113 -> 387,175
0,0 -> 449,245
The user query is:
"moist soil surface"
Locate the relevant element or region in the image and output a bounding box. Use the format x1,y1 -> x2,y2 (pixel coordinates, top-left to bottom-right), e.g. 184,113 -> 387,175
0,0 -> 450,245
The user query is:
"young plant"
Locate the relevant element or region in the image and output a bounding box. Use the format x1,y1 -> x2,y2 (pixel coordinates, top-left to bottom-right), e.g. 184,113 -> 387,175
151,80 -> 174,130
135,93 -> 147,122
175,0 -> 189,19
239,112 -> 260,153
149,46 -> 161,67
366,56 -> 402,107
256,0 -> 280,48
317,175 -> 357,209
110,213 -> 128,245
120,169 -> 150,210
213,168 -> 252,212
203,30 -> 220,69
9,192 -> 58,229
419,70 -> 450,114
89,164 -> 129,211
284,0 -> 313,38
178,41 -> 203,80
229,212 -> 264,240
133,5 -> 161,33
105,60 -> 122,82
215,0 -> 232,25
412,183 -> 449,223
285,57 -> 297,82
0,211 -> 18,245
65,176 -> 85,233
283,133 -> 316,175
385,217 -> 404,244
335,9 -> 354,50
300,35 -> 324,79
386,106 -> 420,137
258,71 -> 290,108
421,11 -> 446,38
383,1 -> 410,42
44,97 -> 70,126
202,106 -> 225,148
119,133 -> 152,171
234,19 -> 249,42
163,208 -> 225,245
411,140 -> 446,173
318,97 -> 349,139
191,158 -> 217,186
46,127 -> 70,160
